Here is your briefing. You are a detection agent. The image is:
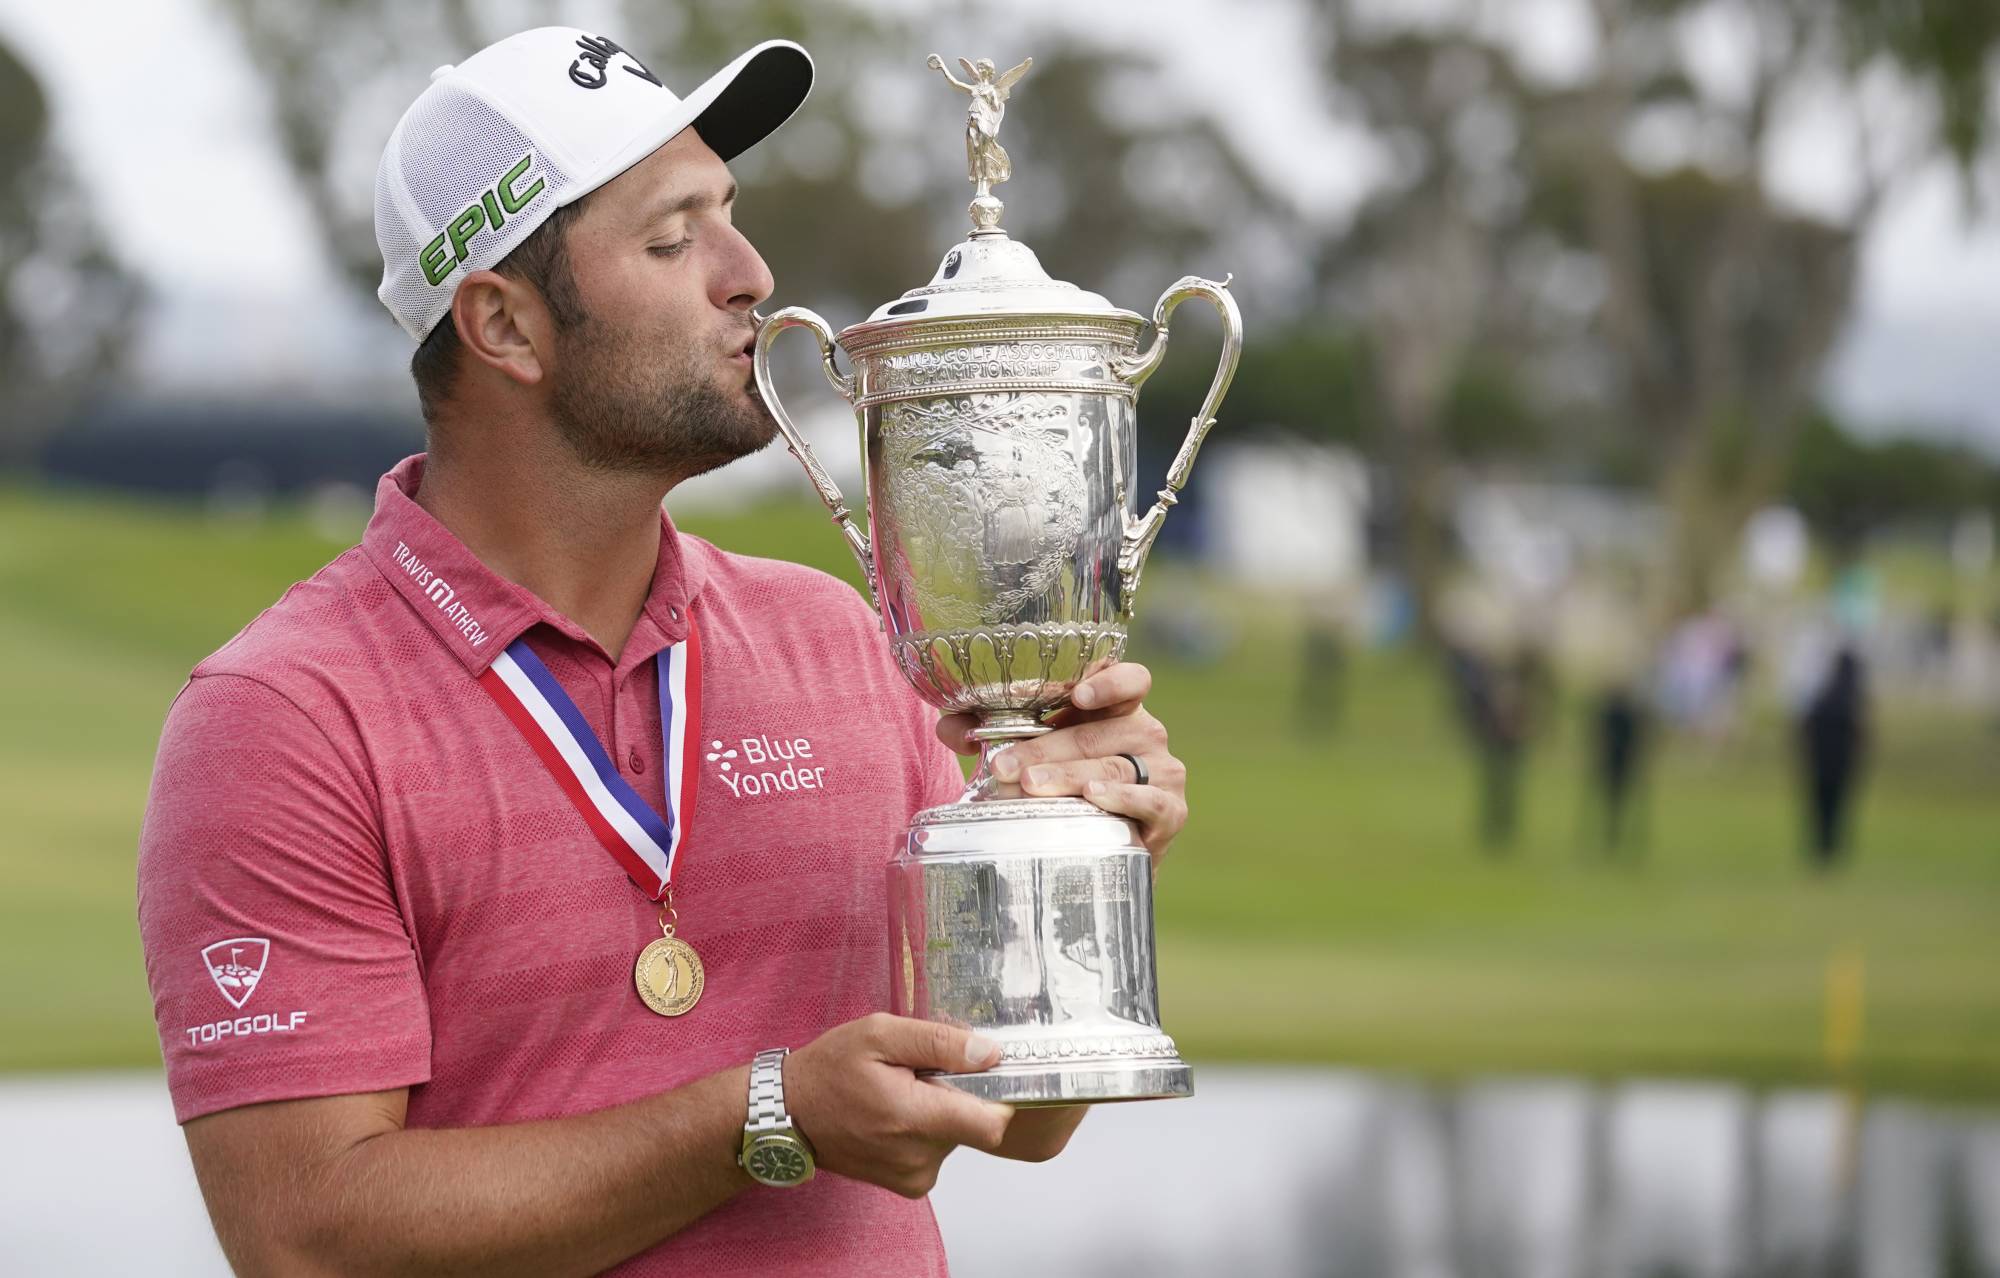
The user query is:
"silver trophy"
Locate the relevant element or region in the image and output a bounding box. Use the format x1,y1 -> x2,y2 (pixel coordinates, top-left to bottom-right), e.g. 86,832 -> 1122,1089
753,53 -> 1241,1106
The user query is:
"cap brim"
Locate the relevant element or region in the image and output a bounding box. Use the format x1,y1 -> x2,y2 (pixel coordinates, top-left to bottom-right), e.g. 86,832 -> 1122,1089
688,40 -> 814,162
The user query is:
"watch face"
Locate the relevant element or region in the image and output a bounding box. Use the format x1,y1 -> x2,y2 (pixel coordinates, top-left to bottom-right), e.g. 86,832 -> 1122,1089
744,1134 -> 814,1186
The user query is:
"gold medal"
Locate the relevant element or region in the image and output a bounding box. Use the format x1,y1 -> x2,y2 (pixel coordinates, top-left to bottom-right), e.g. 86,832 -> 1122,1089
635,934 -> 705,1016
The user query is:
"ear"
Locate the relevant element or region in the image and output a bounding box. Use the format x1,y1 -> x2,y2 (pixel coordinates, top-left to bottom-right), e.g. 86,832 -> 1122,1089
448,270 -> 551,387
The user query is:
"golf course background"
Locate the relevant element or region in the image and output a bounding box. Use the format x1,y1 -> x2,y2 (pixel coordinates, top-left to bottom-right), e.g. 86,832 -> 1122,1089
5,480 -> 1996,1100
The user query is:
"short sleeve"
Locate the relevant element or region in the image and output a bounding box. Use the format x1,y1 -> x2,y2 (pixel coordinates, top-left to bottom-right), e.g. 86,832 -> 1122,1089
136,673 -> 432,1123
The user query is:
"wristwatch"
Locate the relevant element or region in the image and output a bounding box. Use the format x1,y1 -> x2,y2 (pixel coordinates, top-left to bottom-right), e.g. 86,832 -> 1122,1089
739,1047 -> 816,1187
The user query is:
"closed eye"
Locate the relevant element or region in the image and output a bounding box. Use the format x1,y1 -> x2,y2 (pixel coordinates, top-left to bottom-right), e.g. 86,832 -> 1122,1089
648,239 -> 692,258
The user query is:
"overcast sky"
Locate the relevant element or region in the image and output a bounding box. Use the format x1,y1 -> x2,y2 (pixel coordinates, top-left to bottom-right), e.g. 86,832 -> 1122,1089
5,0 -> 1999,455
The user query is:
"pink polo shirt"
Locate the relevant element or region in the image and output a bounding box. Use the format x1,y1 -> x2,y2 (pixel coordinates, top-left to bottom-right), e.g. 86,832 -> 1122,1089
136,453 -> 966,1276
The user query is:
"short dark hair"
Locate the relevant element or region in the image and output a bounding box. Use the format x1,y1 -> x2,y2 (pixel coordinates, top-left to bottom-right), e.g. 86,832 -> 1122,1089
409,193 -> 593,424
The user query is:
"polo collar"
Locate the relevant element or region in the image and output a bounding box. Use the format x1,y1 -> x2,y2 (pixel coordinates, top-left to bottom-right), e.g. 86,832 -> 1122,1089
359,453 -> 708,677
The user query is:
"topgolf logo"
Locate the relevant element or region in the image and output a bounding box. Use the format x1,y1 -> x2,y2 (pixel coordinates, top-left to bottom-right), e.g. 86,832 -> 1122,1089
203,937 -> 269,1010
187,937 -> 310,1049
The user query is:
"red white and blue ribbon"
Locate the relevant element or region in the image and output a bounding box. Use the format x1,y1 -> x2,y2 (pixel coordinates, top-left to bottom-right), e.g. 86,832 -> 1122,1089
476,610 -> 702,900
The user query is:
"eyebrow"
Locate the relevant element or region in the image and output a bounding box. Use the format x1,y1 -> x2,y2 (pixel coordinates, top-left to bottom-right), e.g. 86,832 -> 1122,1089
641,180 -> 738,229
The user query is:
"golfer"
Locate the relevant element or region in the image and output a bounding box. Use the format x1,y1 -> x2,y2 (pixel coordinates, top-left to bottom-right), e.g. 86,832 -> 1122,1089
135,28 -> 1188,1277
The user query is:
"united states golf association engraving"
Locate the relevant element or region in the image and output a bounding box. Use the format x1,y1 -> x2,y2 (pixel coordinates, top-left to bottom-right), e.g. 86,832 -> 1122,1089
878,393 -> 1087,629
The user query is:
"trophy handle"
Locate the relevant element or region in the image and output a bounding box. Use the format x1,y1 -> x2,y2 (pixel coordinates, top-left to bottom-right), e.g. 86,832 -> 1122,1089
752,307 -> 879,610
1112,274 -> 1242,617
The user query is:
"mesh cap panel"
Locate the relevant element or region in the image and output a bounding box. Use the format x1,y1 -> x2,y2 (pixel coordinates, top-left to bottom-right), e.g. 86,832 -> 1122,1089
375,84 -> 570,342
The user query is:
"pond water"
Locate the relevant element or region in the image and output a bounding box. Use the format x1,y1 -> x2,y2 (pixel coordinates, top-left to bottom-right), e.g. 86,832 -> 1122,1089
4,1068 -> 1995,1276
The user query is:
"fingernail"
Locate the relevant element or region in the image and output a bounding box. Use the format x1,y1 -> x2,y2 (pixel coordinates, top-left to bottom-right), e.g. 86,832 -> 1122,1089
993,753 -> 1020,781
1073,684 -> 1097,707
965,1033 -> 1000,1067
1028,765 -> 1054,788
1087,780 -> 1106,798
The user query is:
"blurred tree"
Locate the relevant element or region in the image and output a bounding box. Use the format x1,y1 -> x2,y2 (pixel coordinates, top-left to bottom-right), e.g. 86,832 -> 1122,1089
1314,0 -> 2000,637
1146,324 -> 1376,449
1787,409 -> 2000,553
1312,20 -> 1573,641
1841,0 -> 2000,175
1441,355 -> 1547,464
1001,48 -> 1283,321
0,37 -> 139,468
1550,0 -> 1996,625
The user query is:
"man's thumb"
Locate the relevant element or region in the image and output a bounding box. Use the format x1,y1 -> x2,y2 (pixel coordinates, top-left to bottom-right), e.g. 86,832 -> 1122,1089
874,1015 -> 1004,1074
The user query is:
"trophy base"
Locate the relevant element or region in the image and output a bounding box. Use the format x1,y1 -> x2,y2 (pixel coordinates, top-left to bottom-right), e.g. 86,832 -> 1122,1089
927,1057 -> 1194,1107
889,796 -> 1192,1109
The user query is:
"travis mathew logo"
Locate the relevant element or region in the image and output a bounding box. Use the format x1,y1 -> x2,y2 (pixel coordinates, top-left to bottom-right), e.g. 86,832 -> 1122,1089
392,540 -> 490,647
706,734 -> 828,799
187,937 -> 309,1049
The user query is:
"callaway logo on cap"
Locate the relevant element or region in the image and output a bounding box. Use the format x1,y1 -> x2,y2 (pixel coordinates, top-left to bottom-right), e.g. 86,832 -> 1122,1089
374,28 -> 813,342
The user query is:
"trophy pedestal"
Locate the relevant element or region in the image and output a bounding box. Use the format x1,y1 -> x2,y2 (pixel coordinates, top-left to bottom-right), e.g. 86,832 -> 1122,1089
887,798 -> 1193,1108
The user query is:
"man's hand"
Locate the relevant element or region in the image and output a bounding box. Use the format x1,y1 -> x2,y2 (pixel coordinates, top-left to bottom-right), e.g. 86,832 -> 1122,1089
783,1014 -> 1016,1198
937,662 -> 1189,862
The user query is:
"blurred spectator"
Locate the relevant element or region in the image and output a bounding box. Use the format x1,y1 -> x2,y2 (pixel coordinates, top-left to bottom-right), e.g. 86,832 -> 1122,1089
1797,647 -> 1869,870
1589,683 -> 1649,857
1296,599 -> 1346,739
1659,613 -> 1750,744
1449,644 -> 1550,853
1919,604 -> 1952,682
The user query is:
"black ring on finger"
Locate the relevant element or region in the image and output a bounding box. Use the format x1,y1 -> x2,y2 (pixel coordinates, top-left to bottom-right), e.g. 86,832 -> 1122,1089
1117,752 -> 1150,786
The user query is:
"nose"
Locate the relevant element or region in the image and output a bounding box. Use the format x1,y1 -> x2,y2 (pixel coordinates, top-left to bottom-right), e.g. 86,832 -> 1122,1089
715,220 -> 774,314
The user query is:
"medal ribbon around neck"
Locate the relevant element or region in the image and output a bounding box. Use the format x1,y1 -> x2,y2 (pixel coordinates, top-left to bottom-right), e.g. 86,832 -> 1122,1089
475,608 -> 707,1015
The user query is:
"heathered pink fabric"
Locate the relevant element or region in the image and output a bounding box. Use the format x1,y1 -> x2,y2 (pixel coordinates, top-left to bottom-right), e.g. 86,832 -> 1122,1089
136,452 -> 966,1276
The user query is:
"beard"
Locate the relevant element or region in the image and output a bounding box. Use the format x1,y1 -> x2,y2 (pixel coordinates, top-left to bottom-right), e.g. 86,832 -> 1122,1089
546,309 -> 776,478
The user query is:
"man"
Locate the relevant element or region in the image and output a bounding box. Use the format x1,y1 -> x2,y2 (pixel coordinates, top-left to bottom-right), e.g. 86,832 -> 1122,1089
1797,645 -> 1867,868
135,28 -> 1188,1278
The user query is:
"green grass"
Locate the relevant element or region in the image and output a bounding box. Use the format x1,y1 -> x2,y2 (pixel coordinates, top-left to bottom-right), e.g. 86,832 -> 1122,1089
4,479 -> 1997,1099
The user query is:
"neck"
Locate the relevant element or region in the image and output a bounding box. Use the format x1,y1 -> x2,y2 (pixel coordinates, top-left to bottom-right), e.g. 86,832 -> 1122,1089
414,433 -> 671,664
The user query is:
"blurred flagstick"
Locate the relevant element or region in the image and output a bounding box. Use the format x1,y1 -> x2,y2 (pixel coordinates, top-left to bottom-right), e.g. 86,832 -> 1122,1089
1824,947 -> 1867,1209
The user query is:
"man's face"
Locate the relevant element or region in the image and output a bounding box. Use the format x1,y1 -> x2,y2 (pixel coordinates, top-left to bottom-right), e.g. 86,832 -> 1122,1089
544,129 -> 777,477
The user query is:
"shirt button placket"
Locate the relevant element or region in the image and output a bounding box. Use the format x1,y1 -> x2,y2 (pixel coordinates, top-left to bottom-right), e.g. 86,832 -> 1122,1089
601,670 -> 628,773
608,667 -> 644,774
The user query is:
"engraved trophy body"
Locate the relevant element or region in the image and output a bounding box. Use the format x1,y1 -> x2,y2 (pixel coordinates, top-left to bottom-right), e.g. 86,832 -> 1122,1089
752,54 -> 1240,1106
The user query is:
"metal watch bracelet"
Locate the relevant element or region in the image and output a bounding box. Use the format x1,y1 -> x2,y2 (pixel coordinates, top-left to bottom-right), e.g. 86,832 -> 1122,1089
746,1047 -> 792,1134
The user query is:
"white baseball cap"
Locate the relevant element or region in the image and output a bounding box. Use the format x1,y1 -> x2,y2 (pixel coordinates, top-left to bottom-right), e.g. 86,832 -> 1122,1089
374,27 -> 813,342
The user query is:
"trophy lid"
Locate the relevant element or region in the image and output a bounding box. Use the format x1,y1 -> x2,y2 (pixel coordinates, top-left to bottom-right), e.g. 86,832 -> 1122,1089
851,54 -> 1140,331
859,235 -> 1133,325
